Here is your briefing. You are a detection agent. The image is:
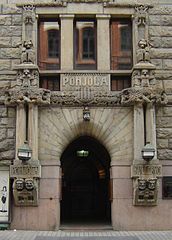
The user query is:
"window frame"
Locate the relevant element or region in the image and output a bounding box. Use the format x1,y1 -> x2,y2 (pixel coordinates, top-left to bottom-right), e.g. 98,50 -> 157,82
74,18 -> 97,70
38,18 -> 61,70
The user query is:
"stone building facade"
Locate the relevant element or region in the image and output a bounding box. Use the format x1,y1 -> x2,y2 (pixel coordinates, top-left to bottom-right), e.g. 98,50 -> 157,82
0,0 -> 172,231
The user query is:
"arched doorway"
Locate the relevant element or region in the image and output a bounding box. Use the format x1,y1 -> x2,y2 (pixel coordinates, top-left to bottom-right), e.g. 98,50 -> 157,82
60,136 -> 111,225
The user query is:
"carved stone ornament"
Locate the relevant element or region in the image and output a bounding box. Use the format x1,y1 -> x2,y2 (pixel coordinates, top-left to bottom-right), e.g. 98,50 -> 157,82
16,68 -> 39,88
133,177 -> 158,206
5,87 -> 51,106
21,40 -> 36,64
137,39 -> 152,63
121,87 -> 168,106
12,177 -> 39,206
135,5 -> 149,26
23,5 -> 36,25
132,68 -> 156,88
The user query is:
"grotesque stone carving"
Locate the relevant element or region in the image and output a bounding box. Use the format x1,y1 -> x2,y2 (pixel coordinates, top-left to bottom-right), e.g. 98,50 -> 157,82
20,40 -> 35,64
132,68 -> 156,88
13,177 -> 38,206
23,5 -> 36,25
135,5 -> 149,26
16,69 -> 39,88
134,178 -> 158,206
137,39 -> 151,63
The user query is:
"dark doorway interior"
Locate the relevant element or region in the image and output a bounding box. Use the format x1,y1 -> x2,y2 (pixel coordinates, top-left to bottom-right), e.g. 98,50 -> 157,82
60,136 -> 111,225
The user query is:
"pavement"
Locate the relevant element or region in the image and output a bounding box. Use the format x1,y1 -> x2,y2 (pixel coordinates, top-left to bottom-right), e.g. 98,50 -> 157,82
0,230 -> 172,240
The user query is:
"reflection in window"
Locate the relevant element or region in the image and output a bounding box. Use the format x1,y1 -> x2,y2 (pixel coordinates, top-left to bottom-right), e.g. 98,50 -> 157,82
48,30 -> 59,58
111,75 -> 131,91
74,20 -> 96,70
38,20 -> 60,70
162,177 -> 172,199
40,76 -> 60,91
111,20 -> 132,70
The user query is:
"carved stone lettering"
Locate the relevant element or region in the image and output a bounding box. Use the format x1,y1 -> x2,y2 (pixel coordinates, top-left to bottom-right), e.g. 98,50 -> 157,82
61,74 -> 110,92
10,165 -> 41,178
131,164 -> 162,177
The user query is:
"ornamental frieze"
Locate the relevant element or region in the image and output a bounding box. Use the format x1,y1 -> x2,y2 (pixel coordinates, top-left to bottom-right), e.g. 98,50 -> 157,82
5,87 -> 51,106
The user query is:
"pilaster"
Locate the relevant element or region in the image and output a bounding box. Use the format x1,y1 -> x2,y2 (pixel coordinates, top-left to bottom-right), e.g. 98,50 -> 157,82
60,14 -> 74,70
96,14 -> 110,71
133,105 -> 144,162
15,105 -> 26,159
28,103 -> 38,160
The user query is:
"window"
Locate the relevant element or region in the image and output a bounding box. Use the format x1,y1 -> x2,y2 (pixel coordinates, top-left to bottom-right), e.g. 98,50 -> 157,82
110,19 -> 132,70
74,19 -> 96,70
111,76 -> 131,91
40,76 -> 60,91
162,177 -> 172,199
38,19 -> 60,70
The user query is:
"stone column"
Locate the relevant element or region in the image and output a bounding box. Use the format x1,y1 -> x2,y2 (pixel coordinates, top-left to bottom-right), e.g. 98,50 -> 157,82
133,105 -> 145,162
96,14 -> 110,71
146,104 -> 157,159
60,14 -> 74,70
28,104 -> 38,160
15,105 -> 26,159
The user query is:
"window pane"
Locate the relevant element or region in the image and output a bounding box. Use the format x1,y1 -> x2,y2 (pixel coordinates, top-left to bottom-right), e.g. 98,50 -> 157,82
111,19 -> 132,70
38,20 -> 60,70
74,20 -> 96,70
111,76 -> 131,91
40,76 -> 60,91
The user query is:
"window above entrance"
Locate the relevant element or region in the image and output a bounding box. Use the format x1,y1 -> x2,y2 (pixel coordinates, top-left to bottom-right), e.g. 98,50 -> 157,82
74,19 -> 97,70
38,19 -> 60,70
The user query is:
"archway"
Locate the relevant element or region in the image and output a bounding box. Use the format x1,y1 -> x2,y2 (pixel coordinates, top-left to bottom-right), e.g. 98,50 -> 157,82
60,136 -> 111,225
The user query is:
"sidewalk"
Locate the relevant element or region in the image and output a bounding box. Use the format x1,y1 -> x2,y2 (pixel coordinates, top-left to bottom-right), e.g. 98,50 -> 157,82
0,230 -> 172,240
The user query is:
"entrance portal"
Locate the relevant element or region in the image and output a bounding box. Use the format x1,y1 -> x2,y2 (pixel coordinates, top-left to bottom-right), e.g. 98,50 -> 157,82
60,136 -> 111,225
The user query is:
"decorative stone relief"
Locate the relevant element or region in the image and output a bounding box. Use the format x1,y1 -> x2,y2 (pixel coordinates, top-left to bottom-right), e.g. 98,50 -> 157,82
137,39 -> 151,63
20,40 -> 35,64
131,164 -> 161,206
5,87 -> 50,106
23,5 -> 36,41
133,177 -> 158,206
16,68 -> 38,88
132,68 -> 156,87
10,162 -> 41,206
23,5 -> 36,25
135,5 -> 148,26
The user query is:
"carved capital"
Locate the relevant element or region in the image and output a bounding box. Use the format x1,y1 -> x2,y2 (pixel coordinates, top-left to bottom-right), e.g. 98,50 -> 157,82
135,5 -> 149,26
23,5 -> 36,25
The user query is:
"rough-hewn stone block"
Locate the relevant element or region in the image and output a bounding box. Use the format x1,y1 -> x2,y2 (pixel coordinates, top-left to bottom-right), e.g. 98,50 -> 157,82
152,48 -> 172,58
0,106 -> 7,117
157,128 -> 172,138
158,149 -> 172,160
157,139 -> 168,149
2,4 -> 21,14
0,15 -> 11,25
7,128 -> 15,139
0,37 -> 11,47
0,129 -> 6,141
149,15 -> 161,25
163,59 -> 172,69
0,149 -> 15,160
0,26 -> 22,37
12,36 -> 21,47
155,71 -> 172,80
12,14 -> 22,25
8,107 -> 16,118
161,15 -> 172,26
163,107 -> 172,116
150,26 -> 172,37
0,48 -> 20,58
0,139 -> 15,151
149,6 -> 172,15
169,139 -> 172,149
151,59 -> 163,69
0,60 -> 11,71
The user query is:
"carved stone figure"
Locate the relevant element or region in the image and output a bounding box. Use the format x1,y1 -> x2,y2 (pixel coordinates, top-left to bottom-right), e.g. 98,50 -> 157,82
13,177 -> 38,206
134,178 -> 158,206
23,5 -> 36,25
137,39 -> 151,63
21,40 -> 35,64
17,69 -> 39,88
135,5 -> 148,26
